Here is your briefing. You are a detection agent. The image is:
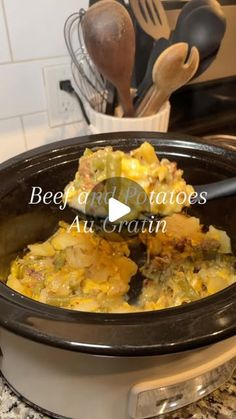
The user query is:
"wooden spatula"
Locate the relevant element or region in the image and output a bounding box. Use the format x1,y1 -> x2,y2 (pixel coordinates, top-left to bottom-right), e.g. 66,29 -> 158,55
136,43 -> 199,117
82,0 -> 135,117
130,0 -> 170,40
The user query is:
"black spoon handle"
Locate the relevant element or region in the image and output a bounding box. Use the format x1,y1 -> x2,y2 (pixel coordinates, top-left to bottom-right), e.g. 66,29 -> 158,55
136,38 -> 170,103
195,177 -> 236,200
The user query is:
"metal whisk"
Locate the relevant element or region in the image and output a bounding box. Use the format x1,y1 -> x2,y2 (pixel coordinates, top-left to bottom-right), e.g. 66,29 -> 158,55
64,9 -> 108,113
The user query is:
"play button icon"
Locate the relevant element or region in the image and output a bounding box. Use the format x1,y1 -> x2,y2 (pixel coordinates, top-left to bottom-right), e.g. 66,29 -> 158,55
108,198 -> 131,223
85,177 -> 150,226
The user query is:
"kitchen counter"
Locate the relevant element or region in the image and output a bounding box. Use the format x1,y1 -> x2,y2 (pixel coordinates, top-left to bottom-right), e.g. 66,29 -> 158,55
0,371 -> 235,419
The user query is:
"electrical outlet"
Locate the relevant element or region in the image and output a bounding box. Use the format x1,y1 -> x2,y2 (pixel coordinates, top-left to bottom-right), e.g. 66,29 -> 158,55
43,64 -> 82,127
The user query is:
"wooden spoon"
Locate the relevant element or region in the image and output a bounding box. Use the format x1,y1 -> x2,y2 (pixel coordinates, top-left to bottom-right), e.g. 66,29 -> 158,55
82,0 -> 135,117
136,43 -> 200,117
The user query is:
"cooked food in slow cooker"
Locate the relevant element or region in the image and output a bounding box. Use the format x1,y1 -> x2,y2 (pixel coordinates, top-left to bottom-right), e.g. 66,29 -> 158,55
7,214 -> 236,313
139,214 -> 235,310
7,221 -> 137,313
64,142 -> 194,217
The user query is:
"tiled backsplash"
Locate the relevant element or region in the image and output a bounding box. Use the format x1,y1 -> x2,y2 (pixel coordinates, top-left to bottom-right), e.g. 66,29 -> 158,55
0,0 -> 88,163
0,1 -> 235,163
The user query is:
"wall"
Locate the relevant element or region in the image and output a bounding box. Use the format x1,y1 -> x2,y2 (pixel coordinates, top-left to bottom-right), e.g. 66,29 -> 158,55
0,0 -> 88,163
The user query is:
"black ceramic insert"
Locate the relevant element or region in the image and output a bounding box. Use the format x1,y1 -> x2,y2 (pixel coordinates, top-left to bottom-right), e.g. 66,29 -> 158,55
0,132 -> 235,356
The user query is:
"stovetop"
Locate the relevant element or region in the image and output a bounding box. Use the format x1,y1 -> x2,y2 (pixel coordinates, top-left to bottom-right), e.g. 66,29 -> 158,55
169,76 -> 236,137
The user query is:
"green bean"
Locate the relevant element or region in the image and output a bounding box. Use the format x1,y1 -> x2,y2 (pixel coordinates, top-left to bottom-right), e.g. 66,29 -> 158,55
106,152 -> 122,178
46,296 -> 71,307
177,278 -> 199,300
84,148 -> 93,157
54,254 -> 65,270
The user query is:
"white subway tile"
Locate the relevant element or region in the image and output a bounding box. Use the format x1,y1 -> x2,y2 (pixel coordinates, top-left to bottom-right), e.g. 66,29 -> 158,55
0,118 -> 26,162
4,0 -> 89,61
0,0 -> 11,63
23,112 -> 86,150
0,57 -> 69,119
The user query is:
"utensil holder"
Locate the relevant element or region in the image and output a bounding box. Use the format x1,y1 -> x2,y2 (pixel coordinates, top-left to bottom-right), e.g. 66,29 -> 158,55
85,101 -> 170,134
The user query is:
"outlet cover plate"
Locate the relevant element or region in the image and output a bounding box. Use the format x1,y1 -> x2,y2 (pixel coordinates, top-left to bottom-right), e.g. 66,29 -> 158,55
43,64 -> 82,127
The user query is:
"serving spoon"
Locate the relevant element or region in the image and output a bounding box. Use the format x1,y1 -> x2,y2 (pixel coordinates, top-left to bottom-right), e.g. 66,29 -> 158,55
135,38 -> 171,105
195,177 -> 236,201
135,0 -> 226,103
70,177 -> 236,233
82,0 -> 135,117
173,0 -> 226,50
136,43 -> 200,117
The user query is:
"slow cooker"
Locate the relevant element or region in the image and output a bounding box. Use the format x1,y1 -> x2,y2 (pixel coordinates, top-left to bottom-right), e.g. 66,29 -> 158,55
0,132 -> 235,419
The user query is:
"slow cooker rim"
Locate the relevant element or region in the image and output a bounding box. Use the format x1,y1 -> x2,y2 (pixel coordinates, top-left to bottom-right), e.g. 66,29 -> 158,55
0,131 -> 235,172
0,132 -> 235,356
0,281 -> 235,356
1,280 -> 236,321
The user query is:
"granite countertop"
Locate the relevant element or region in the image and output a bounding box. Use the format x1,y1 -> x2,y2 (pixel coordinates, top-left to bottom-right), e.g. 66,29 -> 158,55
0,371 -> 235,419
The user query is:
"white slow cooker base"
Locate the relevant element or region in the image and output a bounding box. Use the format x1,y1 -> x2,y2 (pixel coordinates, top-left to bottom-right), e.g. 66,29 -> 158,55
0,329 -> 235,419
0,372 -> 66,419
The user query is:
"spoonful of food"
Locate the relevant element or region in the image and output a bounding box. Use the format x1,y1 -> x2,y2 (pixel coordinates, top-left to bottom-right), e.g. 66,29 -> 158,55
63,142 -> 236,234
